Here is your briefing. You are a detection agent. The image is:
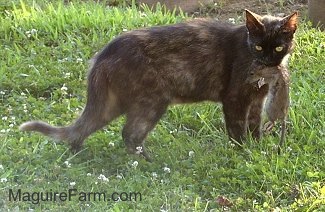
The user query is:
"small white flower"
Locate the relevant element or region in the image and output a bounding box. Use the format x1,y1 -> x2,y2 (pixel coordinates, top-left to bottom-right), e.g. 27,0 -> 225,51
76,58 -> 83,63
116,174 -> 123,179
86,173 -> 92,176
0,164 -> 3,170
131,161 -> 138,169
21,92 -> 26,96
152,172 -> 158,178
188,150 -> 195,157
0,91 -> 5,95
69,182 -> 76,186
122,28 -> 128,32
0,129 -> 6,133
261,151 -> 267,155
2,116 -> 8,121
169,129 -> 177,134
273,207 -> 281,212
228,18 -> 235,24
108,142 -> 115,147
9,124 -> 14,128
163,167 -> 171,173
287,147 -> 292,152
95,181 -> 98,185
64,160 -> 71,168
135,146 -> 143,154
1,178 -> 7,183
98,174 -> 109,182
64,73 -> 71,78
30,29 -> 37,34
61,84 -> 68,91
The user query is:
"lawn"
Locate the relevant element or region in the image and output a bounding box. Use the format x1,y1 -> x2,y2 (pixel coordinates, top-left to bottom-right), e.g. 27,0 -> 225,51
0,0 -> 324,211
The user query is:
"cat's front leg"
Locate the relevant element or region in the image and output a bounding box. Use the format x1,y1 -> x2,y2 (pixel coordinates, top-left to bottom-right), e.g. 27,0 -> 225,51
222,98 -> 251,143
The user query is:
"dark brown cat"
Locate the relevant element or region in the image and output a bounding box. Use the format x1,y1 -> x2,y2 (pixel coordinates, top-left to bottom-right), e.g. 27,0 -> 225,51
20,10 -> 298,160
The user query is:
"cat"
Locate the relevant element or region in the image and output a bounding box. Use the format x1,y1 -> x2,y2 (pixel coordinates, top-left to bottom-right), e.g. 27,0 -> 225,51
20,10 -> 298,161
246,61 -> 290,153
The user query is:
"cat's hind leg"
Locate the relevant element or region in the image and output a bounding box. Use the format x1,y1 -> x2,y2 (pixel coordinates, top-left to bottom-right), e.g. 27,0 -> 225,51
122,100 -> 168,161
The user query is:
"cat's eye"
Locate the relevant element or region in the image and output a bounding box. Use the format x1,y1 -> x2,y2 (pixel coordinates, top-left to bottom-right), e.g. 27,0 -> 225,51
275,46 -> 284,52
255,45 -> 263,51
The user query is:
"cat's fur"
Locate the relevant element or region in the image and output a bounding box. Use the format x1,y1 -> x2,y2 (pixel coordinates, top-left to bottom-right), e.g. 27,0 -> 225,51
20,10 -> 297,160
246,61 -> 290,152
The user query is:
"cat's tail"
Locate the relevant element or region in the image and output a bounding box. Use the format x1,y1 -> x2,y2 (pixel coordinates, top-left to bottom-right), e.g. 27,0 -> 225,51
19,121 -> 69,141
20,57 -> 121,151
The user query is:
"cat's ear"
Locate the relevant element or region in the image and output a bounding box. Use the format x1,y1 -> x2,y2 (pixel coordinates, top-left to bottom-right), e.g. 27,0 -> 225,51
245,9 -> 265,35
281,12 -> 298,33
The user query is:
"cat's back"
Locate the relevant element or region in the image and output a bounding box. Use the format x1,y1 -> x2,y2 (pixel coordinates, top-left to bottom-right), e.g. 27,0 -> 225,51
95,18 -> 243,62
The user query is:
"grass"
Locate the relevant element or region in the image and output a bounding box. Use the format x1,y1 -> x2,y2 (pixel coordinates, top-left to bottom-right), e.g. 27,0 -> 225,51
0,0 -> 324,211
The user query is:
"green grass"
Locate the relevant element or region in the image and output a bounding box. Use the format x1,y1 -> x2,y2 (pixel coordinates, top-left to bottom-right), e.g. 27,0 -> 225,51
0,0 -> 324,211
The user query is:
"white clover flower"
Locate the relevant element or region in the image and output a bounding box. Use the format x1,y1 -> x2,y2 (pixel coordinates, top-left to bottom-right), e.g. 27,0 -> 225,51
228,18 -> 235,24
135,146 -> 143,154
2,116 -> 8,121
0,129 -> 6,133
273,207 -> 281,212
64,72 -> 71,78
108,142 -> 115,147
131,161 -> 138,169
116,174 -> 123,179
169,129 -> 177,134
0,91 -> 5,95
23,104 -> 28,113
98,174 -> 109,182
188,150 -> 195,157
30,29 -> 37,34
0,178 -> 7,183
163,167 -> 171,173
64,160 -> 71,168
86,173 -> 92,176
9,124 -> 14,128
69,182 -> 76,186
152,172 -> 158,178
61,84 -> 68,91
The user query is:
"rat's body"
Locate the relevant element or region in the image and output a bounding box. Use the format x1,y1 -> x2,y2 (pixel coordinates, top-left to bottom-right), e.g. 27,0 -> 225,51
246,61 -> 290,152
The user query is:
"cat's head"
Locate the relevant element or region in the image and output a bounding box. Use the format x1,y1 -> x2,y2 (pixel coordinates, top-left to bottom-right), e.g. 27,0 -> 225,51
245,10 -> 298,66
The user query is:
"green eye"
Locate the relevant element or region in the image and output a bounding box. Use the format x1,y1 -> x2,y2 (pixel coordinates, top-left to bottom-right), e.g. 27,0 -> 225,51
255,45 -> 263,51
275,46 -> 284,52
